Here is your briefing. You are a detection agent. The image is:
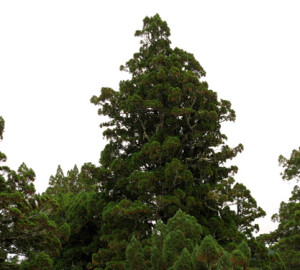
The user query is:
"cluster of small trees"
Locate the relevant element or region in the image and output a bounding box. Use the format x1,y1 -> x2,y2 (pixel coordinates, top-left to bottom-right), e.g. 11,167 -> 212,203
1,15 -> 299,269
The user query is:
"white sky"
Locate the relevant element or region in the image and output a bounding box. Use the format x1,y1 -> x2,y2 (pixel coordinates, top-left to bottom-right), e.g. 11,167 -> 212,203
1,0 -> 300,235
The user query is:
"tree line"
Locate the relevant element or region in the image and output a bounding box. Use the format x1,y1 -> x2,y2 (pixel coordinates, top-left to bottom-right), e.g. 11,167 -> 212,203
1,14 -> 299,269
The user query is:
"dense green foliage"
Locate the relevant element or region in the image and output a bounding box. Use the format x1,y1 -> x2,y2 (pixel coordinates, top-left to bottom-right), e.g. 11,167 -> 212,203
279,148 -> 300,181
44,164 -> 103,269
89,14 -> 264,269
122,210 -> 254,270
269,186 -> 300,269
0,117 -> 68,269
2,14 -> 299,270
264,149 -> 300,269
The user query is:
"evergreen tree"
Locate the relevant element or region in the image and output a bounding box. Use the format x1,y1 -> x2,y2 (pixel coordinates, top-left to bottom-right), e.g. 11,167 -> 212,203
90,14 -> 264,268
236,240 -> 251,267
248,235 -> 272,269
125,236 -> 146,270
0,116 -> 66,269
231,249 -> 245,270
269,185 -> 300,269
172,248 -> 194,270
265,148 -> 300,269
147,210 -> 203,269
227,240 -> 251,269
195,235 -> 223,270
215,251 -> 232,270
45,164 -> 104,269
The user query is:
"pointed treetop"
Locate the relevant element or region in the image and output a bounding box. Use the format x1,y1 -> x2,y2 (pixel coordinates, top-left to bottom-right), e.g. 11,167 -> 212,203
135,14 -> 171,45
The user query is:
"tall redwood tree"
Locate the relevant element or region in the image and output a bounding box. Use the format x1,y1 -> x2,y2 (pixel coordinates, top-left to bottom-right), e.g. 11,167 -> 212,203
90,14 -> 264,269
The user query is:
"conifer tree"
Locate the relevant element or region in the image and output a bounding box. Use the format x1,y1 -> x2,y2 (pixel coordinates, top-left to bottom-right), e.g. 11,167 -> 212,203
247,235 -> 271,269
269,185 -> 300,269
90,14 -> 264,268
172,248 -> 194,270
215,251 -> 232,270
196,235 -> 223,270
230,240 -> 251,269
148,210 -> 203,269
0,116 -> 66,268
265,149 -> 300,269
237,240 -> 251,266
125,236 -> 146,270
231,249 -> 245,270
45,164 -> 103,269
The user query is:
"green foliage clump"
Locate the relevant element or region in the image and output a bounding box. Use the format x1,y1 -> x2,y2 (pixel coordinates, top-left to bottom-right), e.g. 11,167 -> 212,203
257,148 -> 300,270
125,236 -> 146,270
0,117 -> 66,269
268,184 -> 300,269
20,252 -> 53,270
44,164 -> 104,269
196,235 -> 223,270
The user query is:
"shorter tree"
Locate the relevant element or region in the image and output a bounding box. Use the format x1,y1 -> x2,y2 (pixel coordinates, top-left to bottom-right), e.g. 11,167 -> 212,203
230,240 -> 251,269
215,251 -> 232,270
269,185 -> 300,269
150,210 -> 203,269
0,116 -> 66,268
266,148 -> 300,269
172,248 -> 194,270
45,164 -> 104,270
125,236 -> 146,270
195,235 -> 223,270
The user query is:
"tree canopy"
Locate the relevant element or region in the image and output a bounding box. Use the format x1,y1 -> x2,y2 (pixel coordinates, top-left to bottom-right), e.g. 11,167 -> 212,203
2,14 -> 288,270
265,149 -> 300,269
0,117 -> 68,269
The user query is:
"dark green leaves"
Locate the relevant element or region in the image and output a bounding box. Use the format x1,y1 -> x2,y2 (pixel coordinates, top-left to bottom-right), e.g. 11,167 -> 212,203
279,147 -> 300,181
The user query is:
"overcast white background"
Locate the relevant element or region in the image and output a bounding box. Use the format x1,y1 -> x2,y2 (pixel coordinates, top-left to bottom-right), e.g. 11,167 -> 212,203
1,1 -> 300,235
